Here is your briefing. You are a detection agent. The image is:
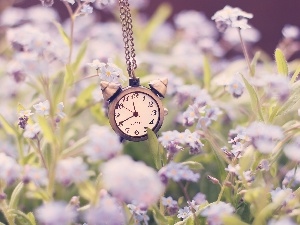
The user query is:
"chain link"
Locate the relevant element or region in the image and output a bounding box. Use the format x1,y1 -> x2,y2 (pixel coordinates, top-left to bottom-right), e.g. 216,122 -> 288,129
119,0 -> 137,79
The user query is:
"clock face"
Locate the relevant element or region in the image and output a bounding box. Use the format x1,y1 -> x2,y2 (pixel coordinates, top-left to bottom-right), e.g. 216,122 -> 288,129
113,90 -> 161,138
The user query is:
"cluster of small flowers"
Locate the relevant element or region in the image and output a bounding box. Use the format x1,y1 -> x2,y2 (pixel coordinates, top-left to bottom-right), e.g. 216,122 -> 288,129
180,92 -> 222,130
158,162 -> 200,184
101,155 -> 164,206
7,25 -> 67,80
159,129 -> 204,158
84,125 -> 123,161
211,5 -> 253,32
18,100 -> 66,139
245,122 -> 283,154
127,204 -> 150,225
87,59 -> 126,84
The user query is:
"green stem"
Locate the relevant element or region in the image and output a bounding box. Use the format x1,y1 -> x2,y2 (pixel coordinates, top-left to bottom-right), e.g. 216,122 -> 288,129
216,173 -> 230,202
178,182 -> 200,225
0,202 -> 15,225
238,29 -> 253,76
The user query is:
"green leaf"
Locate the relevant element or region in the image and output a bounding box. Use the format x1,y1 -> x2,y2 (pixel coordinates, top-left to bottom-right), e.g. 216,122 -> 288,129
61,136 -> 89,158
139,3 -> 172,50
147,128 -> 166,169
203,55 -> 211,90
52,21 -> 70,46
222,215 -> 249,225
291,65 -> 300,83
152,206 -> 168,224
181,161 -> 204,170
239,147 -> 254,171
37,116 -> 54,143
78,181 -> 97,202
72,40 -> 88,72
0,114 -> 17,135
75,84 -> 97,108
12,209 -> 34,225
274,48 -> 288,76
64,64 -> 74,86
250,51 -> 261,76
27,212 -> 36,225
276,81 -> 300,117
241,75 -> 264,121
9,182 -> 24,209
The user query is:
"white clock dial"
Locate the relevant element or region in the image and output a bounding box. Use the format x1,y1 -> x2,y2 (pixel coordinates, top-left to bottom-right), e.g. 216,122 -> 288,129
114,91 -> 160,137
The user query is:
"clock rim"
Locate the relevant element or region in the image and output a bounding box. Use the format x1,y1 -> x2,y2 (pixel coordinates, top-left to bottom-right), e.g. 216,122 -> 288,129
108,86 -> 164,142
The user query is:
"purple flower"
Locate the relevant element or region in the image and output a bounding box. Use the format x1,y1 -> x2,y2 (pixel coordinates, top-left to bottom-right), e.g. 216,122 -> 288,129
35,201 -> 76,225
33,100 -> 50,116
177,206 -> 192,219
101,156 -> 164,206
246,122 -> 283,154
284,137 -> 300,162
127,204 -> 150,225
86,194 -> 126,225
270,187 -> 295,204
159,162 -> 200,183
193,192 -> 206,205
0,153 -> 21,185
268,217 -> 297,225
282,24 -> 300,39
84,125 -> 123,161
23,165 -> 48,186
55,157 -> 89,186
201,202 -> 235,225
162,196 -> 178,208
227,78 -> 244,98
158,130 -> 180,147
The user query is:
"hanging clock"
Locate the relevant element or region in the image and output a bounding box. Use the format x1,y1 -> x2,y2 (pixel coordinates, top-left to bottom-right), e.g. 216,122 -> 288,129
101,77 -> 168,142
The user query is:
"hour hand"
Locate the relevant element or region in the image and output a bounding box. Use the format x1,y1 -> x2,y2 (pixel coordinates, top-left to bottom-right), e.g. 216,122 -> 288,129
118,115 -> 134,126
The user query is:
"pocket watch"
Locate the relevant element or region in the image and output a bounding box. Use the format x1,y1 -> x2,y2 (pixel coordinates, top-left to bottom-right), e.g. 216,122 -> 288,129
98,0 -> 168,142
100,77 -> 168,142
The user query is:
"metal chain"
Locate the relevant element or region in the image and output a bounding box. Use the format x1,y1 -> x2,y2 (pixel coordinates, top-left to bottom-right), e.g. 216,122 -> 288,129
118,0 -> 137,79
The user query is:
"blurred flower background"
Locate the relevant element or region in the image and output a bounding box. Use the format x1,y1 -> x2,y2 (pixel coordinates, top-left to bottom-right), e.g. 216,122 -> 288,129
0,0 -> 300,225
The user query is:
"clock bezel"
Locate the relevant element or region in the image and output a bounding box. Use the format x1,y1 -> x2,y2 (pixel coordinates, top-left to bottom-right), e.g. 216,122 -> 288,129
108,86 -> 164,142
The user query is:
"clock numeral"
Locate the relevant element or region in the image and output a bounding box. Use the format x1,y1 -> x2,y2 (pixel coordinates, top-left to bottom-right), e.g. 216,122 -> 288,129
115,113 -> 120,118
143,96 -> 146,101
151,110 -> 157,115
123,96 -> 129,102
116,103 -> 124,109
134,130 -> 139,135
149,119 -> 154,124
132,93 -> 139,99
125,128 -> 130,133
148,101 -> 154,107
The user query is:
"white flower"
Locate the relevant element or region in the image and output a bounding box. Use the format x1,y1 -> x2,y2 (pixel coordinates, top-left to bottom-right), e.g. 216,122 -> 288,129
101,155 -> 165,206
35,201 -> 76,225
18,110 -> 34,118
33,100 -> 50,116
84,125 -> 123,161
55,157 -> 89,186
24,123 -> 40,139
63,0 -> 75,4
212,5 -> 253,31
0,153 -> 21,185
81,4 -> 93,14
99,62 -> 126,83
282,24 -> 300,39
284,137 -> 300,162
87,59 -> 105,69
94,0 -> 116,9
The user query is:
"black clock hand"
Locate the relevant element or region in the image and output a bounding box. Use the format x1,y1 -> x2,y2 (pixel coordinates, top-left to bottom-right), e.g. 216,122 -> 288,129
118,115 -> 134,126
133,102 -> 136,112
124,106 -> 134,113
